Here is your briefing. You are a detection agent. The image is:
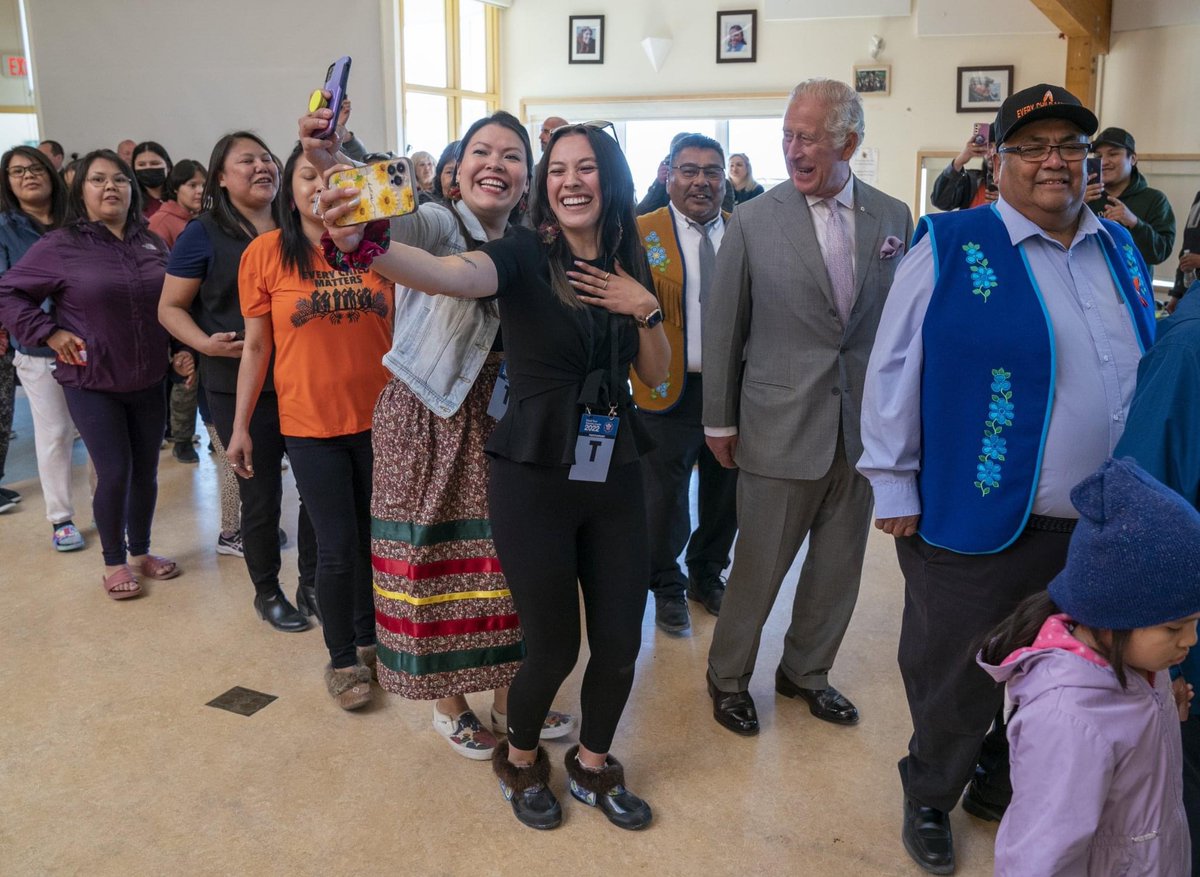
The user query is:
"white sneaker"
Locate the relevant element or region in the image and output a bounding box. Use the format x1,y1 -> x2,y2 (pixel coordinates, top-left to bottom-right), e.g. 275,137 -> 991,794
491,706 -> 576,740
432,707 -> 497,760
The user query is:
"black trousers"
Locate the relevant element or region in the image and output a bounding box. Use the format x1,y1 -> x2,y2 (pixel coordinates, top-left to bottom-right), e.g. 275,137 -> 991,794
895,528 -> 1070,813
1182,715 -> 1200,876
489,457 -> 648,754
639,374 -> 738,597
286,431 -> 375,668
206,390 -> 316,597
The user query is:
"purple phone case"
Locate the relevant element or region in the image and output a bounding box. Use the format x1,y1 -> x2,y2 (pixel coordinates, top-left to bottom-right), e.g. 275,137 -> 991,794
317,56 -> 351,140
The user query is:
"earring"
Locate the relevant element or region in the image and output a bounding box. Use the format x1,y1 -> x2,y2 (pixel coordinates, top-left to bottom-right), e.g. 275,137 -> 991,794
448,182 -> 461,200
537,221 -> 561,245
517,193 -> 528,213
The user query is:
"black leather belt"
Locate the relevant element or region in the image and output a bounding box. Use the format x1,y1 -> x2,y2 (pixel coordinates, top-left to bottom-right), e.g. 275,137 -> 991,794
1026,514 -> 1077,534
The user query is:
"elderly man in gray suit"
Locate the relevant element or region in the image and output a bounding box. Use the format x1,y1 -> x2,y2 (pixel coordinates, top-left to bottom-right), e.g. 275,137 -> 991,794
703,78 -> 913,736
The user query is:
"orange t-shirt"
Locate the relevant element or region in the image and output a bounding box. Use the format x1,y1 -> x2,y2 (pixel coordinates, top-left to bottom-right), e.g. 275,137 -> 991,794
238,230 -> 393,438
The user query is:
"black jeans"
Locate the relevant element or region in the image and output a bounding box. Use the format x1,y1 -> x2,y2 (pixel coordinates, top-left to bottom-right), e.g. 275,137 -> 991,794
895,529 -> 1070,813
62,384 -> 164,565
207,390 -> 315,597
285,430 -> 375,668
489,457 -> 648,754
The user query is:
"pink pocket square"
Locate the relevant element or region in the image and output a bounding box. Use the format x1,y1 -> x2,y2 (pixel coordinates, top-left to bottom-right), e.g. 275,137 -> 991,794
880,236 -> 904,260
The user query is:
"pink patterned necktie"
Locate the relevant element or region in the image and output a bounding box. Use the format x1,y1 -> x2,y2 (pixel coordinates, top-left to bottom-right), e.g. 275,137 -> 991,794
822,198 -> 855,325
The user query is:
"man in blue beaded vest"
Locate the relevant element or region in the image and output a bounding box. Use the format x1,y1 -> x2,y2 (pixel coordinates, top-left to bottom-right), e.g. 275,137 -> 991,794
859,84 -> 1156,876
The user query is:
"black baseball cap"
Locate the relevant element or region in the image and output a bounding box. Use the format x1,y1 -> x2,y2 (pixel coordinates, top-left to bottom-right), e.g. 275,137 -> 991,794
994,83 -> 1098,145
1093,127 -> 1136,153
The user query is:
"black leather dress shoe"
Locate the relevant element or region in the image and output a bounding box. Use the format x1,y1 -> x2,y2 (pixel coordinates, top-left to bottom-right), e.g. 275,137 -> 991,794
254,589 -> 311,633
961,770 -> 1010,822
775,668 -> 859,725
902,797 -> 955,875
687,582 -> 725,616
296,582 -> 322,625
654,594 -> 691,633
707,677 -> 759,736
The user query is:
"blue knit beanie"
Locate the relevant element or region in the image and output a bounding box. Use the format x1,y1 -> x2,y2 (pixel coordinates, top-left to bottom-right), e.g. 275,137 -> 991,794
1048,458 -> 1200,630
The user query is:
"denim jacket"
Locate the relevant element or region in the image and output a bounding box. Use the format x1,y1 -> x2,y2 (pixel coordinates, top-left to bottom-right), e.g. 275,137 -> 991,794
383,200 -> 500,418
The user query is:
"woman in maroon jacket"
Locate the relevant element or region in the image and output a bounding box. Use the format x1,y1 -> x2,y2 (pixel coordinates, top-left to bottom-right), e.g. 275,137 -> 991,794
0,149 -> 179,599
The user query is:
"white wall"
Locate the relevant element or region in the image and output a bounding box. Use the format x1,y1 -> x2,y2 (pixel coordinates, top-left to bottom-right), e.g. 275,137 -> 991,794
24,0 -> 392,166
1100,24 -> 1200,153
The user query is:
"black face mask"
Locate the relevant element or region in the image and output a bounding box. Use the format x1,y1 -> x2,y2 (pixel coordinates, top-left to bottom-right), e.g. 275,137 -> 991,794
135,168 -> 167,189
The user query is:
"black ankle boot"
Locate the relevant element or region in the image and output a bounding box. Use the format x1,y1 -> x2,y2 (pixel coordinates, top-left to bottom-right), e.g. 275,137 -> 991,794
492,740 -> 562,830
254,588 -> 310,633
295,582 -> 322,625
564,744 -> 652,830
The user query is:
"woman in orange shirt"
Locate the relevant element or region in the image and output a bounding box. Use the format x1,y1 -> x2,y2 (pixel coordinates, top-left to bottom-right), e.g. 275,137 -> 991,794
226,145 -> 394,709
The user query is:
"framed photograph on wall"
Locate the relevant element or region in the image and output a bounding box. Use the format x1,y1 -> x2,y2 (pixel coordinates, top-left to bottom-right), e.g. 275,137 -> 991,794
569,15 -> 604,64
854,65 -> 891,96
717,10 -> 756,63
956,65 -> 1014,113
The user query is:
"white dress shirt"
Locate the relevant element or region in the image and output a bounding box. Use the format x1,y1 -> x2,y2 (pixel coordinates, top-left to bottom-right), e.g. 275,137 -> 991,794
669,203 -> 725,372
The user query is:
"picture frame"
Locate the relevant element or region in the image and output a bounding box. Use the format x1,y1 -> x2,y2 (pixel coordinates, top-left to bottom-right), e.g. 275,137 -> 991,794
854,65 -> 891,97
716,10 -> 757,64
956,65 -> 1014,113
569,15 -> 604,65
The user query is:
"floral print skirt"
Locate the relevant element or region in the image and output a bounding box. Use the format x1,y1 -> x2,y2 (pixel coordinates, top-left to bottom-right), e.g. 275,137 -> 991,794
370,356 -> 524,700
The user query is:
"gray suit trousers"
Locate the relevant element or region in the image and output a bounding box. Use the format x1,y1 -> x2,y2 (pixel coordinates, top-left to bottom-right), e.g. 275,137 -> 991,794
707,436 -> 872,692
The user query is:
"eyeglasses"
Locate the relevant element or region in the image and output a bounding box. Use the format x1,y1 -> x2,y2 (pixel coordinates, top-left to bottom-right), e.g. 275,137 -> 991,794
550,120 -> 617,139
85,174 -> 133,188
7,165 -> 47,179
997,142 -> 1090,163
672,164 -> 725,182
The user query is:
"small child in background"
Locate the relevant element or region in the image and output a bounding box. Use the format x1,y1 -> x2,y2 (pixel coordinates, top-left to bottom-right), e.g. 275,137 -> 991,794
979,458 -> 1200,876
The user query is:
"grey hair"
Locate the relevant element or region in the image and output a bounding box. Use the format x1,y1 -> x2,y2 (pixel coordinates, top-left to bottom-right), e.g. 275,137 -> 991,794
788,78 -> 865,148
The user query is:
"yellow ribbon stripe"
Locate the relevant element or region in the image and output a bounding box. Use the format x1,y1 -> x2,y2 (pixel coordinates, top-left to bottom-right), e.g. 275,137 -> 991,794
372,582 -> 512,606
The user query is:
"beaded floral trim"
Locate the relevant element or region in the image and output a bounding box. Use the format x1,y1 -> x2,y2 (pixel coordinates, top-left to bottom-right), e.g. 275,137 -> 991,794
644,231 -> 671,274
974,368 -> 1013,497
963,242 -> 998,302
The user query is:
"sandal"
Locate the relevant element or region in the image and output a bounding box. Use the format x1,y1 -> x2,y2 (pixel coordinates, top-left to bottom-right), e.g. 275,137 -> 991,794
129,554 -> 180,580
101,566 -> 142,601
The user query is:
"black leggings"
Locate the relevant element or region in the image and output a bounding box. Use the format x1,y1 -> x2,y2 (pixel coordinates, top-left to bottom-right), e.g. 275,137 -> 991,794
285,430 -> 376,668
489,457 -> 648,753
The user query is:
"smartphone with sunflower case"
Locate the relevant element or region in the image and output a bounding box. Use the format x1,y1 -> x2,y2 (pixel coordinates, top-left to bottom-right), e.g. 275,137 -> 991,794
328,157 -> 419,226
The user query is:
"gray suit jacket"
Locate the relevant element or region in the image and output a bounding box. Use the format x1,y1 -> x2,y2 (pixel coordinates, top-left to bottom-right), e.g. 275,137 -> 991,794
702,177 -> 914,480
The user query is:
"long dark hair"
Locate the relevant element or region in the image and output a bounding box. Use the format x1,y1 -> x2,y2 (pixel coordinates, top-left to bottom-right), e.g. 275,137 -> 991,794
456,111 -> 534,223
131,140 -> 173,203
66,149 -> 143,232
277,143 -> 315,275
202,131 -> 284,241
0,145 -> 67,230
531,124 -> 651,310
980,591 -> 1135,688
163,159 -> 207,204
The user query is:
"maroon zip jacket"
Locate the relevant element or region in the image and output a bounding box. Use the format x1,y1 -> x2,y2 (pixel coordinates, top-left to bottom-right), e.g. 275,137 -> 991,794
0,219 -> 170,393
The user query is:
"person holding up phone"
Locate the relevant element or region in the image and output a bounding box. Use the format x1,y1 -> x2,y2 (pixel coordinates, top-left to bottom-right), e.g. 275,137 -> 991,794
1086,127 -> 1176,268
312,120 -> 668,831
931,122 -> 998,211
158,132 -> 315,632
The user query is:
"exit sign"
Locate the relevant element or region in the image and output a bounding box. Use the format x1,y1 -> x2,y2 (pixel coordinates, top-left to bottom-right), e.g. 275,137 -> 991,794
2,54 -> 26,78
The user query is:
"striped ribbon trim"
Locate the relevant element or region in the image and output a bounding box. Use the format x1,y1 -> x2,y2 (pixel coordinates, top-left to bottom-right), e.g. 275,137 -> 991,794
376,611 -> 520,638
371,517 -> 492,546
373,581 -> 511,606
371,554 -> 503,580
377,640 -> 526,676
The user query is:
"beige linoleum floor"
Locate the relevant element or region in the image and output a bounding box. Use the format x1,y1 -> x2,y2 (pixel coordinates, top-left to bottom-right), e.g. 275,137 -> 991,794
0,405 -> 997,876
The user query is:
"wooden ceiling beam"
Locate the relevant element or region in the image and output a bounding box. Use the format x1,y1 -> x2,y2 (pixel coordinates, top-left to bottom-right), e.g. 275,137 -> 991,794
1029,0 -> 1111,53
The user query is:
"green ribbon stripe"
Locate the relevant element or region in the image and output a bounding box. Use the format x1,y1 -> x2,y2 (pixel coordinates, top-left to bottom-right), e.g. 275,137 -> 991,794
377,641 -> 526,676
371,517 -> 493,546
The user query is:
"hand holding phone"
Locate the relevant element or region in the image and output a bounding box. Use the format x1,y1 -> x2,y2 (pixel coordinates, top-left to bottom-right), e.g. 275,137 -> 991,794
327,158 -> 419,226
314,56 -> 351,140
1085,156 -> 1104,201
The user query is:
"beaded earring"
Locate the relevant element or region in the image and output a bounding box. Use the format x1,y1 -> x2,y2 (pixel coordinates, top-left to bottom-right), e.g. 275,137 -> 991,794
447,182 -> 461,200
537,221 -> 561,245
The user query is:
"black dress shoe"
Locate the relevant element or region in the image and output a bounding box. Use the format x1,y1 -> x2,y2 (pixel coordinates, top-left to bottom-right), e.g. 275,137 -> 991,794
707,677 -> 759,736
254,589 -> 311,632
902,797 -> 955,875
775,668 -> 860,725
296,582 -> 322,625
687,582 -> 725,616
961,770 -> 1010,822
654,594 -> 691,633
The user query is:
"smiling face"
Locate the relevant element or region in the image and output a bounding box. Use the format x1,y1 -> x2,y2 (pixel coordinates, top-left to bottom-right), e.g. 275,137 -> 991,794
668,146 -> 725,225
545,133 -> 601,240
1122,615 -> 1200,674
290,154 -> 323,231
782,94 -> 857,199
456,123 -> 528,226
82,158 -> 132,227
6,152 -> 53,212
219,137 -> 279,212
177,171 -> 206,214
998,118 -> 1088,234
1095,143 -> 1134,189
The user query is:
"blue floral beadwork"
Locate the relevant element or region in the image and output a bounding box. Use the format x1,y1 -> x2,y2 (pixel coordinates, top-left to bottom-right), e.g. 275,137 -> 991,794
644,231 -> 671,274
974,368 -> 1013,497
1121,243 -> 1146,297
650,376 -> 670,400
963,242 -> 999,302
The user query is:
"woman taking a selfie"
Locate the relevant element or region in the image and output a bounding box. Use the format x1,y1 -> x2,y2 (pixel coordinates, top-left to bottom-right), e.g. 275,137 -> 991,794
316,122 -> 667,831
227,145 -> 393,710
158,132 -> 314,633
0,150 -> 177,597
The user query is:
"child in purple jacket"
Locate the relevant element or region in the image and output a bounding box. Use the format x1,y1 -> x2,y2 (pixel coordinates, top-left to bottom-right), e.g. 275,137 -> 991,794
979,458 -> 1200,876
